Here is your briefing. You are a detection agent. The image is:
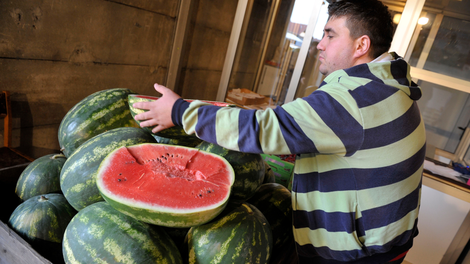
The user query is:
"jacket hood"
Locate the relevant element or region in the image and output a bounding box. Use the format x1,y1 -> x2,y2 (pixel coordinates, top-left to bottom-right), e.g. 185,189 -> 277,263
322,53 -> 422,101
373,52 -> 422,101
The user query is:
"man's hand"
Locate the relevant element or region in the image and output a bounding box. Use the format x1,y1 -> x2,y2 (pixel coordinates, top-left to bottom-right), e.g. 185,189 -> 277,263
133,83 -> 181,134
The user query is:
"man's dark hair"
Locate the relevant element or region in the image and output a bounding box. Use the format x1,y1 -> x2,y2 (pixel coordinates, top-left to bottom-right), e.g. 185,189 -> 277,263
328,0 -> 394,59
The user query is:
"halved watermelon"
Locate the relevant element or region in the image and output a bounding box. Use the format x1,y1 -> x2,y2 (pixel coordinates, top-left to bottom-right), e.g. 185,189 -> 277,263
128,94 -> 235,139
96,143 -> 235,228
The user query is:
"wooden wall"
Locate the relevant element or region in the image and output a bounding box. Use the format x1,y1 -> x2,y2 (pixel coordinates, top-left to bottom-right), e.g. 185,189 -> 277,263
0,0 -> 238,154
177,0 -> 238,101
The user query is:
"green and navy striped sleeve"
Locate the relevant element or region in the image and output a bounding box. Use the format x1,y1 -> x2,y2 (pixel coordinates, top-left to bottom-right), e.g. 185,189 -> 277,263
172,88 -> 364,156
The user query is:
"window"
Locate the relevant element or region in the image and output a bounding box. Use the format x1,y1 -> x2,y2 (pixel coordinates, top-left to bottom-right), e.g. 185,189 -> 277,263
402,0 -> 470,162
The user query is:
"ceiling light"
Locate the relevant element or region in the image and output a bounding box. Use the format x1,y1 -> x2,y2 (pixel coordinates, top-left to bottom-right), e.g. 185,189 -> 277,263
393,14 -> 401,24
418,17 -> 429,25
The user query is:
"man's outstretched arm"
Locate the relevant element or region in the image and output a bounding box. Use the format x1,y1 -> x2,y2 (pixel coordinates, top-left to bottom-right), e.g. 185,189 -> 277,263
133,83 -> 181,134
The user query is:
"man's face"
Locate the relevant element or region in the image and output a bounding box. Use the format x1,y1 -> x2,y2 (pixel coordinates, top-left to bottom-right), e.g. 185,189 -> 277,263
316,16 -> 357,76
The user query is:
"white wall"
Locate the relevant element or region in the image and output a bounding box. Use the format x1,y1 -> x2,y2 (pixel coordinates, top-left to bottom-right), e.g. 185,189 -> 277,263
405,185 -> 470,264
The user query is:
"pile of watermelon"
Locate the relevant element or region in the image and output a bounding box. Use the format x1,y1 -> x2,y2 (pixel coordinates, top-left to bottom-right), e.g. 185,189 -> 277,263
7,88 -> 297,264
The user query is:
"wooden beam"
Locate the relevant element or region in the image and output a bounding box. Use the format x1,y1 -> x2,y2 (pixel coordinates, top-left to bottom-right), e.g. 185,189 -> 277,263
2,91 -> 12,147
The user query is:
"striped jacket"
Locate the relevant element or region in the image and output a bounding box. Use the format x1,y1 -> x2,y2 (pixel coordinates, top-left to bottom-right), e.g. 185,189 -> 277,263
171,53 -> 426,263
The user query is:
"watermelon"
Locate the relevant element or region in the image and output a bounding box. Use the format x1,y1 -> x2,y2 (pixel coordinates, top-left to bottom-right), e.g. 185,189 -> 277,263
262,160 -> 275,184
195,141 -> 265,202
96,143 -> 235,228
60,127 -> 156,211
9,193 -> 77,263
62,201 -> 182,264
153,134 -> 203,148
8,193 -> 76,243
247,183 -> 293,255
15,153 -> 67,201
58,88 -> 138,157
162,226 -> 191,257
128,94 -> 234,139
187,202 -> 273,264
269,236 -> 298,264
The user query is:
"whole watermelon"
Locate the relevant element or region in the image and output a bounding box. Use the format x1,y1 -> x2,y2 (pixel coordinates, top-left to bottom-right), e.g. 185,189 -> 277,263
58,88 -> 138,157
187,202 -> 272,264
247,183 -> 293,254
195,141 -> 265,202
60,127 -> 156,211
163,226 -> 190,257
63,201 -> 182,264
15,153 -> 67,201
9,193 -> 77,264
9,193 -> 76,243
262,160 -> 275,184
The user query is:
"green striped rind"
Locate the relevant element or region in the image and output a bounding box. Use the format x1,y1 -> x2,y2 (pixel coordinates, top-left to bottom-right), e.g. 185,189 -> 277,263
247,183 -> 293,253
97,144 -> 235,228
8,193 -> 77,243
196,141 -> 265,202
15,154 -> 67,201
153,134 -> 203,147
60,127 -> 156,211
262,161 -> 275,184
162,226 -> 190,255
59,88 -> 138,157
187,203 -> 272,264
100,191 -> 230,228
62,201 -> 182,264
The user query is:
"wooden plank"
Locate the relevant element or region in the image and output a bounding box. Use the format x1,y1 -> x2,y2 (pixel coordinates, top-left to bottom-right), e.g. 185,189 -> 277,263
1,91 -> 12,147
0,221 -> 51,264
109,0 -> 179,16
178,0 -> 238,99
194,1 -> 239,33
180,68 -> 222,100
0,0 -> 178,151
186,24 -> 231,71
6,125 -> 62,152
0,59 -> 167,128
0,0 -> 175,66
0,58 -> 167,150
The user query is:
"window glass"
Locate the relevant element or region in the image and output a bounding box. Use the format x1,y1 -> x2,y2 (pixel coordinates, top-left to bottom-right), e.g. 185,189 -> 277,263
225,0 -> 319,109
416,80 -> 470,153
293,2 -> 328,99
406,0 -> 470,157
408,14 -> 470,81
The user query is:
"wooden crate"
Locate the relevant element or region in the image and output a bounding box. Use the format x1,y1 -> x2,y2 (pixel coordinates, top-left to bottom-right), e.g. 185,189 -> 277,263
0,148 -> 56,264
0,222 -> 52,264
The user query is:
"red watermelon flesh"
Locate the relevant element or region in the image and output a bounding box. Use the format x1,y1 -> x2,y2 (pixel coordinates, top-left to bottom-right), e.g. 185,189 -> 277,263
96,143 -> 235,227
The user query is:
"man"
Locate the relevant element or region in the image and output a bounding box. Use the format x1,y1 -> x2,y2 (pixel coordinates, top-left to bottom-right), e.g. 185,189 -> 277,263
134,0 -> 426,263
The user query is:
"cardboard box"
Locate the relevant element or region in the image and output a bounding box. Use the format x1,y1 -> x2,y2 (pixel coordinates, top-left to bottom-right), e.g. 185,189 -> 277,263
226,88 -> 267,106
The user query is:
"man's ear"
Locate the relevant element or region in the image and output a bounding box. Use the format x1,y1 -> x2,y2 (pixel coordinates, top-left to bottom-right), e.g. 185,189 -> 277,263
354,35 -> 371,59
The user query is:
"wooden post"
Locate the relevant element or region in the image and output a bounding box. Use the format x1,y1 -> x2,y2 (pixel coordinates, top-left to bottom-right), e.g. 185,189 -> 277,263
1,91 -> 12,148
